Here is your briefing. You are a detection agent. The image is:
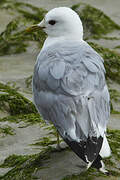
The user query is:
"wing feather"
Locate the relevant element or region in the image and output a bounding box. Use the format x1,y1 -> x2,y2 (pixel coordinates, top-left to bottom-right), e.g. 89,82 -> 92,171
50,61 -> 65,79
83,60 -> 99,73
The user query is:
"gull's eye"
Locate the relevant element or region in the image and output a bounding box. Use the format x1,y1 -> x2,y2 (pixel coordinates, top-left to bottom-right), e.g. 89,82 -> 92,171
48,20 -> 56,25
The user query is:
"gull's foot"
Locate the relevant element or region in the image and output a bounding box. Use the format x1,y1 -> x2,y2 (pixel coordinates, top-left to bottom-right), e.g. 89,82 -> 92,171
99,160 -> 110,175
99,167 -> 110,175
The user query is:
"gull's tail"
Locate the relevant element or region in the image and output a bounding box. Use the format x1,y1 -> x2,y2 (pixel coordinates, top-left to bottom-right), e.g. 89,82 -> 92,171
63,134 -> 103,164
61,132 -> 110,174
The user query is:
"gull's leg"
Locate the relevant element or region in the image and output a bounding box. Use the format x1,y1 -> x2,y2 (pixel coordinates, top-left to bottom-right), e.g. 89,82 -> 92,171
56,130 -> 61,150
99,160 -> 109,175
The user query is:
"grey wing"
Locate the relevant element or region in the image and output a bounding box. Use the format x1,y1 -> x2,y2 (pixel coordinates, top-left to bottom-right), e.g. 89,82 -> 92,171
33,41 -> 110,162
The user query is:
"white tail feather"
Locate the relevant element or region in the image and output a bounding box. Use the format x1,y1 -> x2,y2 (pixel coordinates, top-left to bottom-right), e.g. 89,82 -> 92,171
100,134 -> 111,158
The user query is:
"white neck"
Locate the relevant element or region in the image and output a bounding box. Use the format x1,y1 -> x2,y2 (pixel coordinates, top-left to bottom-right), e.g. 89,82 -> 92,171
43,35 -> 83,49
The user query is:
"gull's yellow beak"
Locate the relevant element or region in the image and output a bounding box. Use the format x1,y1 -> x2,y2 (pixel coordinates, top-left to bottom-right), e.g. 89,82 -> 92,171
26,19 -> 45,32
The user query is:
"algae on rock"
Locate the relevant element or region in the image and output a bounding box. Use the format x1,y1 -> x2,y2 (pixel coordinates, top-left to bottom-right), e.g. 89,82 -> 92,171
0,0 -> 46,56
0,1 -> 120,180
0,113 -> 44,126
89,42 -> 120,84
0,130 -> 120,180
0,146 -> 55,180
1,1 -> 120,55
0,125 -> 15,137
107,129 -> 120,161
72,3 -> 120,39
0,82 -> 37,115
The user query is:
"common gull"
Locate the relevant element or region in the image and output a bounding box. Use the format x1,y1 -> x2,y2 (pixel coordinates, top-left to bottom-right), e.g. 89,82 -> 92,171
27,7 -> 111,174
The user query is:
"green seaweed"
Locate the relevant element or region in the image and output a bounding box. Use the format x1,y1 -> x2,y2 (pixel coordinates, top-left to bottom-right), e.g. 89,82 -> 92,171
31,136 -> 57,147
0,18 -> 46,55
62,167 -> 120,180
0,0 -> 7,6
72,3 -> 120,39
88,42 -> 120,84
0,130 -> 119,179
1,1 -> 120,55
109,89 -> 120,113
14,2 -> 46,22
0,125 -> 15,136
0,113 -> 44,126
0,1 -> 46,22
114,45 -> 120,49
0,154 -> 29,168
0,1 -> 46,55
104,157 -> 115,167
0,146 -> 55,180
109,89 -> 120,102
107,129 -> 120,161
100,36 -> 120,40
0,82 -> 37,115
62,169 -> 96,180
25,75 -> 32,89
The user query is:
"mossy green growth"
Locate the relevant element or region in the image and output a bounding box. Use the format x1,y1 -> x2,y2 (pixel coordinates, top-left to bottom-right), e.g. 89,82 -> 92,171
25,75 -> 32,89
108,89 -> 120,113
62,168 -> 105,180
0,18 -> 27,55
14,2 -> 47,22
0,113 -> 44,126
0,0 -> 46,55
31,136 -> 62,147
114,45 -> 120,49
0,0 -> 47,23
0,154 -> 29,168
0,82 -> 37,115
1,1 -> 120,55
88,42 -> 120,84
107,129 -> 120,160
0,129 -> 120,180
101,36 -> 120,40
71,3 -> 120,39
62,167 -> 120,180
0,125 -> 15,136
109,89 -> 120,107
0,146 -> 55,180
0,0 -> 7,6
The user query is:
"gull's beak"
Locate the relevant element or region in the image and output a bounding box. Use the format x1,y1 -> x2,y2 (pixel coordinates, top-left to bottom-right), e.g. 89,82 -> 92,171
26,19 -> 45,32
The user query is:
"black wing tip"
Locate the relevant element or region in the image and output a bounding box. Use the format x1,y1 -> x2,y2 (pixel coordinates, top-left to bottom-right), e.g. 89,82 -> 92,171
91,155 -> 102,169
63,135 -> 103,165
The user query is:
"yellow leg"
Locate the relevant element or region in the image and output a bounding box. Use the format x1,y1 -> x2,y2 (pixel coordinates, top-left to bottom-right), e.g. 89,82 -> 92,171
56,130 -> 61,150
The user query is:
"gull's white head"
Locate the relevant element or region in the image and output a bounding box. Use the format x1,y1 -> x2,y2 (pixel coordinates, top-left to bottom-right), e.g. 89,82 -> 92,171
38,7 -> 83,40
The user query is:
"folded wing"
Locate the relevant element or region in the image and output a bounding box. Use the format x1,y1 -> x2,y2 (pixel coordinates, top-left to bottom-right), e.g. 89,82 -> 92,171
33,41 -> 110,163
